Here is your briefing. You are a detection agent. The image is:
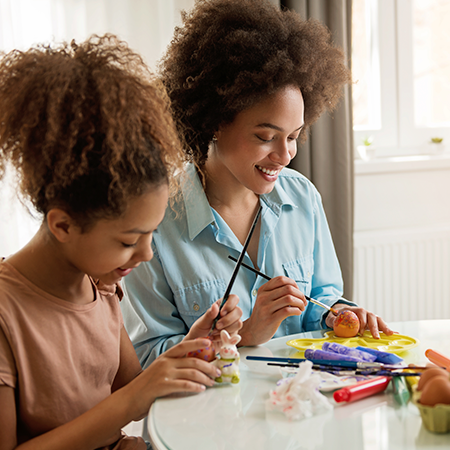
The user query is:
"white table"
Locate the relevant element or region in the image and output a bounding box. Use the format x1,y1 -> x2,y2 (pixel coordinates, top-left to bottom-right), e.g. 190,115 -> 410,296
148,320 -> 450,449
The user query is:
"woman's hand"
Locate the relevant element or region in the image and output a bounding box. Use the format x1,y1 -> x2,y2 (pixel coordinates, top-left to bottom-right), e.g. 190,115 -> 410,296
185,294 -> 243,342
126,338 -> 221,420
239,276 -> 308,347
325,304 -> 395,338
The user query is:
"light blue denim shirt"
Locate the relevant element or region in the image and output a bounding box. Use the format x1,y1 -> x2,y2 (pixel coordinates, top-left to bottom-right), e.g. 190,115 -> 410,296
121,164 -> 355,368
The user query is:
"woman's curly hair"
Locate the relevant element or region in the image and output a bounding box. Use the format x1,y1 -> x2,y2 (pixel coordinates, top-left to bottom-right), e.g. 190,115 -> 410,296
0,34 -> 183,229
159,0 -> 351,166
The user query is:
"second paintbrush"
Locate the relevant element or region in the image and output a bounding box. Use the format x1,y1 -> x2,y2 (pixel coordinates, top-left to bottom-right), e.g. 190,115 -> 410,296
227,255 -> 338,315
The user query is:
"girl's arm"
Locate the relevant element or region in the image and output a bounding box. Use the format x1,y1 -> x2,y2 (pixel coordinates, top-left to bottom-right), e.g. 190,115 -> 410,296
111,326 -> 143,393
0,386 -> 17,450
0,337 -> 219,450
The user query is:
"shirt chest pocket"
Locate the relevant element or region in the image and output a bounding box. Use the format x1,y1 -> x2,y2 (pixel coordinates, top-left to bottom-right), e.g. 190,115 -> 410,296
282,256 -> 314,297
173,279 -> 228,328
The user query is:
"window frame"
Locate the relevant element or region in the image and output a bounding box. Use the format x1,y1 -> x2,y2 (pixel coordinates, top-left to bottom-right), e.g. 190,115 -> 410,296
353,0 -> 450,157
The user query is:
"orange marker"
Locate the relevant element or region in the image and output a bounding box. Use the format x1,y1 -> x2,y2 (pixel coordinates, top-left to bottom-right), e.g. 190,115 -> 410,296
425,349 -> 450,372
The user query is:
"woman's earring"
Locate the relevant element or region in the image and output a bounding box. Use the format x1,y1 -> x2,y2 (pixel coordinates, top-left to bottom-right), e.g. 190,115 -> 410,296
212,135 -> 218,142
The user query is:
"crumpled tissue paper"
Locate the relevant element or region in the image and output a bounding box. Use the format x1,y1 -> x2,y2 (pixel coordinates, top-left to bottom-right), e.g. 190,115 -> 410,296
265,360 -> 333,420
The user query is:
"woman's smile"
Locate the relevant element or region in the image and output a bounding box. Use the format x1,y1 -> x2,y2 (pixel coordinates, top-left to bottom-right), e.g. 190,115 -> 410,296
256,165 -> 279,176
206,85 -> 304,197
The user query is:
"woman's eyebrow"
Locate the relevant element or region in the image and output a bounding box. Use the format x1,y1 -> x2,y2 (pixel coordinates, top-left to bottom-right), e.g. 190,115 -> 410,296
255,123 -> 304,132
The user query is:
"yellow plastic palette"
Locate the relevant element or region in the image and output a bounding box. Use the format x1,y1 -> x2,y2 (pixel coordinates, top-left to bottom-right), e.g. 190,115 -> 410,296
286,330 -> 419,357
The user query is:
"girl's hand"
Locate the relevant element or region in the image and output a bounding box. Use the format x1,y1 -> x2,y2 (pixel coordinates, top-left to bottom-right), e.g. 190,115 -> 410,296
0,339 -> 220,450
185,294 -> 243,342
325,304 -> 395,338
126,339 -> 221,420
239,276 -> 308,346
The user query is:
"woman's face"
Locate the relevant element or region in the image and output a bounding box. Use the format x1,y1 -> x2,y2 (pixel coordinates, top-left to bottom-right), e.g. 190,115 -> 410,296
209,85 -> 304,195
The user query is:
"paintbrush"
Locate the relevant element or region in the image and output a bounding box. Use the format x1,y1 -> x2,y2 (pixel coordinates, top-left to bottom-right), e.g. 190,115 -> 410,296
267,363 -> 422,377
266,362 -> 422,377
245,355 -> 430,370
227,255 -> 339,315
209,205 -> 263,335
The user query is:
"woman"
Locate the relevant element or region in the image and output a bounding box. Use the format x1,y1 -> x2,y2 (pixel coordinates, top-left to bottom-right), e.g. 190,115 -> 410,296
121,0 -> 393,367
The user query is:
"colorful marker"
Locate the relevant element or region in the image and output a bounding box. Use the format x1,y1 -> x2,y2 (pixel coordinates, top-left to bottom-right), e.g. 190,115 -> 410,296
425,349 -> 450,372
333,376 -> 391,403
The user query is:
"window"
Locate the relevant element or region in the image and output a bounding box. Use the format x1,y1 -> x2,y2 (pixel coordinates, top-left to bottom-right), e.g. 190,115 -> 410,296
352,0 -> 450,157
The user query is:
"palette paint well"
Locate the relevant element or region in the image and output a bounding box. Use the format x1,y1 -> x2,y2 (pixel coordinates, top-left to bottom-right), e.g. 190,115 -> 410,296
286,330 -> 419,357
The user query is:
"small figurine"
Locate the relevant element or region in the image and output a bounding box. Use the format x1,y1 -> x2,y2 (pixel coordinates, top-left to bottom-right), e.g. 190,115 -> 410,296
212,330 -> 241,384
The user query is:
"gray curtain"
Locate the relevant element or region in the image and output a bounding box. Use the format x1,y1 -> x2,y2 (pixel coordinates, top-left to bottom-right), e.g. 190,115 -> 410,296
283,0 -> 354,301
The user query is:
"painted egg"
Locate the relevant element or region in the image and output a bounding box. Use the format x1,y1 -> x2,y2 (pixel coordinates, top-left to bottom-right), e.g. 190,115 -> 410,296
187,338 -> 216,362
333,310 -> 360,338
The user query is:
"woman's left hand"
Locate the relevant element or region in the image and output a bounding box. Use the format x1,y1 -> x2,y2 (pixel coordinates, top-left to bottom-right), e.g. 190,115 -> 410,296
185,294 -> 243,342
325,304 -> 395,339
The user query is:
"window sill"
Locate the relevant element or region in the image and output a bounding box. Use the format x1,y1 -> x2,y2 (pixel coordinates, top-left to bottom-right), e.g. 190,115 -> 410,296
354,152 -> 450,175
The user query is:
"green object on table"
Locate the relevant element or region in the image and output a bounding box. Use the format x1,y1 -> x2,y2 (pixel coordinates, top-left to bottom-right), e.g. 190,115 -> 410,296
391,377 -> 411,406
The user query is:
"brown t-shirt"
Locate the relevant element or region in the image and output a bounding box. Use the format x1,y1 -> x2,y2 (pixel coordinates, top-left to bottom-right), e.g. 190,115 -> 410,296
0,261 -> 146,449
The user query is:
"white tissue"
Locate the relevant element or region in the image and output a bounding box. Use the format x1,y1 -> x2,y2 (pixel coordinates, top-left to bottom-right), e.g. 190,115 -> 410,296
265,360 -> 333,420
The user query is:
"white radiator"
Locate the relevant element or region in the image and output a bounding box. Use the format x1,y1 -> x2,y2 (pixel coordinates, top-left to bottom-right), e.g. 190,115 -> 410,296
354,226 -> 450,322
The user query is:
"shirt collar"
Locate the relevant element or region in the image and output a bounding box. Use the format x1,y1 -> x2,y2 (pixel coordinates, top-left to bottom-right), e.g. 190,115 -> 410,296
181,164 -> 296,240
261,170 -> 297,215
93,279 -> 124,300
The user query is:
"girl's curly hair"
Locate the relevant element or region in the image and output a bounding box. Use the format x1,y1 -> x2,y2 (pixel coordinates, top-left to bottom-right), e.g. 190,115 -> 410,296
0,34 -> 183,230
159,0 -> 351,166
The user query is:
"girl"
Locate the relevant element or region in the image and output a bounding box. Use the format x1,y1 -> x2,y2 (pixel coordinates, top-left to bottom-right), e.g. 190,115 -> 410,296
120,0 -> 394,365
0,35 -> 241,450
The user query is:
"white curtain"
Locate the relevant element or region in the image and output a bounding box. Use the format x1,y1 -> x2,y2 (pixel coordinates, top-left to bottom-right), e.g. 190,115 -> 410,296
0,0 -> 195,257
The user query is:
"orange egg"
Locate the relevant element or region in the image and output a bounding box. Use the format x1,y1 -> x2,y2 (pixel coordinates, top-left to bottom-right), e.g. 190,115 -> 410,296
417,367 -> 449,391
419,375 -> 450,406
333,310 -> 360,338
187,338 -> 216,362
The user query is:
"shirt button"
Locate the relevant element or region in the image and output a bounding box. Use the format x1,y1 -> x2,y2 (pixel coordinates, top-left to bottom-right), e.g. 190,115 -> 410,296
307,272 -> 311,277
252,289 -> 257,297
193,303 -> 200,311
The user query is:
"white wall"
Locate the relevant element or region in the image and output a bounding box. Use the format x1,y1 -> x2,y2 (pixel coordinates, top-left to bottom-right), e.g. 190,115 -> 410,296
354,153 -> 450,321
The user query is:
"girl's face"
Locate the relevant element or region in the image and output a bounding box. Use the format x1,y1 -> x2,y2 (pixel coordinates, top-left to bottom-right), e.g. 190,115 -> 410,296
66,183 -> 168,285
209,85 -> 304,195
